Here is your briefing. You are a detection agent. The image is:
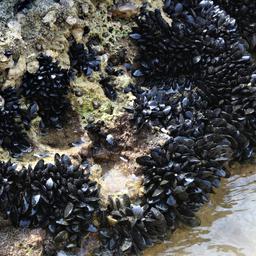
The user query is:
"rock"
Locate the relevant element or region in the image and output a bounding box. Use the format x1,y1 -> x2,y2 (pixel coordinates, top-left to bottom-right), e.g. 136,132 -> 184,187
0,53 -> 12,70
7,20 -> 21,39
60,0 -> 74,8
112,2 -> 139,19
90,164 -> 103,181
8,55 -> 26,80
81,3 -> 89,15
43,10 -> 57,26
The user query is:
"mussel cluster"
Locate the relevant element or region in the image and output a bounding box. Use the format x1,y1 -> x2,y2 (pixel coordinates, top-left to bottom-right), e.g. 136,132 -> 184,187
1,0 -> 256,255
94,0 -> 256,254
214,0 -> 256,49
68,40 -> 101,77
0,55 -> 73,155
95,195 -> 168,255
0,154 -> 99,250
0,48 -> 98,154
0,87 -> 32,157
130,0 -> 256,151
20,55 -> 72,129
86,121 -> 118,152
99,77 -> 118,101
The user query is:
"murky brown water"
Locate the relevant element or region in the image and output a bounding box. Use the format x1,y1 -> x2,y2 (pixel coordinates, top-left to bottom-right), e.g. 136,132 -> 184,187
145,163 -> 256,256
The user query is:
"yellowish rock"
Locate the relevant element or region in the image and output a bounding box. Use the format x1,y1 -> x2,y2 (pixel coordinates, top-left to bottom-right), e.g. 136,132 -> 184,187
42,10 -> 57,26
71,28 -> 84,42
8,55 -> 26,80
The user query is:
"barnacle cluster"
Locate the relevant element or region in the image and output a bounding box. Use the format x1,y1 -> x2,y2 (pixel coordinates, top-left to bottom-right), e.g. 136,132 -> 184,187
20,55 -> 72,130
0,0 -> 256,255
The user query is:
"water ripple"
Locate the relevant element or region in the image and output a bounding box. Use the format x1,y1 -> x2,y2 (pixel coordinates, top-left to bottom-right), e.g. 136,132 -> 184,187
145,165 -> 256,256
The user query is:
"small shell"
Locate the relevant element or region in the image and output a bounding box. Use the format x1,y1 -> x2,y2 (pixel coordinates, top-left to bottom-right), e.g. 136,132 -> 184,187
112,3 -> 139,19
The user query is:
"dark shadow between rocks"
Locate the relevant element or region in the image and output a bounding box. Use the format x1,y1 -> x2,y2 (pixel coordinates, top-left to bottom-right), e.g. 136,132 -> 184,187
37,108 -> 84,149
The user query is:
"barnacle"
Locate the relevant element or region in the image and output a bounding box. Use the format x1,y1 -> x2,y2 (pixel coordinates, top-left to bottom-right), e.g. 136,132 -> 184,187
14,0 -> 34,13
